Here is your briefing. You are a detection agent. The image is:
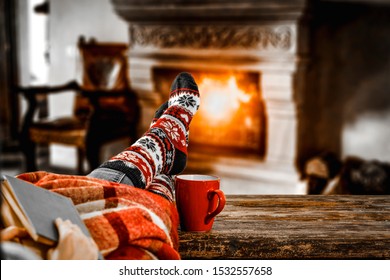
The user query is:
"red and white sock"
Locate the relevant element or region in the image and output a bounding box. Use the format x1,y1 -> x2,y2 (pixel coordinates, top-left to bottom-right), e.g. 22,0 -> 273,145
98,72 -> 200,188
147,174 -> 175,202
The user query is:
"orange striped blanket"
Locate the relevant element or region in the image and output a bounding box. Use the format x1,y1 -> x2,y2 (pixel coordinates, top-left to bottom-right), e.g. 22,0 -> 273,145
16,171 -> 180,260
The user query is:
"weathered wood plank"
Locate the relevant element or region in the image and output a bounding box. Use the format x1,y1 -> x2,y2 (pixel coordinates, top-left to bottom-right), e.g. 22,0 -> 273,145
178,195 -> 390,259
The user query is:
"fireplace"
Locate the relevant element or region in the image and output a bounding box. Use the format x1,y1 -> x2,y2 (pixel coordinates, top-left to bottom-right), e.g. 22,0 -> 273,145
154,68 -> 266,157
111,0 -> 309,194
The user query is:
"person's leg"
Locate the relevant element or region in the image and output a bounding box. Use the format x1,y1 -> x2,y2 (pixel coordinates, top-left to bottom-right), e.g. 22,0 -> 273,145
88,72 -> 200,189
87,167 -> 135,185
88,101 -> 176,201
87,101 -> 169,185
145,100 -> 187,202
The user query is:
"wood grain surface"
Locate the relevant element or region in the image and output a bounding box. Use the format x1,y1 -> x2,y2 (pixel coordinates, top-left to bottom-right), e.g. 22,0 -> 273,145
178,195 -> 390,259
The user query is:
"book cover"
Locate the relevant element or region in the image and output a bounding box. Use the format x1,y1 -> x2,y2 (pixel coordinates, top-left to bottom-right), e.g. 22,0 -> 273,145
1,174 -> 92,246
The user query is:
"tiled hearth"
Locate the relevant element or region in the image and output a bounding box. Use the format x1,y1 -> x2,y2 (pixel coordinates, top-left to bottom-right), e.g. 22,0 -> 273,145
111,0 -> 310,194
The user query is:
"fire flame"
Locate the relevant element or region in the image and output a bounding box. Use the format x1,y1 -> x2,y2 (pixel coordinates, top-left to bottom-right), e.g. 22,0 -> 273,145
188,73 -> 262,152
197,76 -> 252,125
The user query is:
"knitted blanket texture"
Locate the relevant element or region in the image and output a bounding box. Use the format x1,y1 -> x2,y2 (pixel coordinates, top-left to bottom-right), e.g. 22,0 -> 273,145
16,171 -> 180,260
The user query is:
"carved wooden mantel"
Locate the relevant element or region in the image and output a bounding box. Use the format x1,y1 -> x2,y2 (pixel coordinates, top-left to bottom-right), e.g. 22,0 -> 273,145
110,0 -> 311,194
129,25 -> 294,50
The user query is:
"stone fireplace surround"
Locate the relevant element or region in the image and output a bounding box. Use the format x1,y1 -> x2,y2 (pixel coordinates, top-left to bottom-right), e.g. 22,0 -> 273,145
111,0 -> 310,194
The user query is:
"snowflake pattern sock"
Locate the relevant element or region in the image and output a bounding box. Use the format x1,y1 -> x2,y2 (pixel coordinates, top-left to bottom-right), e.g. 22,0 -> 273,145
146,101 -> 175,201
151,101 -> 169,127
147,174 -> 175,202
98,72 -> 200,188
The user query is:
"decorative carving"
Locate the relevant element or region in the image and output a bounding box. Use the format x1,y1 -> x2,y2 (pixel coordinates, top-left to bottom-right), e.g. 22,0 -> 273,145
129,25 -> 293,50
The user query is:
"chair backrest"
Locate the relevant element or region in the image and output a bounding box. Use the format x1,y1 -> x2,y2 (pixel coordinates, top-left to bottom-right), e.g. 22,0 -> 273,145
78,37 -> 129,90
74,37 -> 133,119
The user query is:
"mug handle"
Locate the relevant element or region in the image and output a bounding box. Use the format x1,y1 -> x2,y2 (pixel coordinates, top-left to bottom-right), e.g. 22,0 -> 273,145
205,189 -> 226,225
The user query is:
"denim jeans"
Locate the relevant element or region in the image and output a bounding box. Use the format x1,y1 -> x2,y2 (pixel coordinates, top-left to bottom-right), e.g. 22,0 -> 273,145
87,167 -> 135,186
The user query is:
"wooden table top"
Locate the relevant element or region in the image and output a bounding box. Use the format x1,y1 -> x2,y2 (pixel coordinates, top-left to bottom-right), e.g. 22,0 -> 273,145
178,195 -> 390,259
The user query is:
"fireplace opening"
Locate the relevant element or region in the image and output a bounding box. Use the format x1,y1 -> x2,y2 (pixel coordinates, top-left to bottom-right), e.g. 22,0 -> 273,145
154,68 -> 266,158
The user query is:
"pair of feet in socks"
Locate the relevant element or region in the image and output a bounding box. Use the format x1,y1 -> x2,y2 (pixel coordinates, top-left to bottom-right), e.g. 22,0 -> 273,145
98,72 -> 200,201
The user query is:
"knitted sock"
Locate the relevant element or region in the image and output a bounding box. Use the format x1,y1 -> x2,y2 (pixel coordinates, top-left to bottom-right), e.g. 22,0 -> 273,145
147,174 -> 175,202
146,102 -> 175,201
151,101 -> 168,127
150,100 -> 190,149
98,72 -> 200,188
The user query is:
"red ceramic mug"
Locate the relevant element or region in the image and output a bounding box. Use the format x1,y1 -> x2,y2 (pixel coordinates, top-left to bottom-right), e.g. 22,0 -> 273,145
175,174 -> 226,232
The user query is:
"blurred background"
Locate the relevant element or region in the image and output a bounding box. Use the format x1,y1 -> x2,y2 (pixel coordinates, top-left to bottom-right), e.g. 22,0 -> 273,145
1,0 -> 389,195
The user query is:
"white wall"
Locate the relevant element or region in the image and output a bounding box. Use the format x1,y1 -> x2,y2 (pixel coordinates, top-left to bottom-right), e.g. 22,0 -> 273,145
48,0 -> 128,168
342,73 -> 390,162
343,112 -> 390,162
16,0 -> 31,86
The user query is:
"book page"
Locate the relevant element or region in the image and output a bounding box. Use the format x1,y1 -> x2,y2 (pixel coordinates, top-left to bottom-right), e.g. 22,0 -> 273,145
1,181 -> 38,241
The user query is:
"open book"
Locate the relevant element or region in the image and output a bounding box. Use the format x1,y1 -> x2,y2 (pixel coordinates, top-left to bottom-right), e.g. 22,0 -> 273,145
1,174 -> 92,246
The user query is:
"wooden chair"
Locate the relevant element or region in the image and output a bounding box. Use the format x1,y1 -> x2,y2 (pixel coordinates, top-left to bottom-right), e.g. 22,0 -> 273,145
18,37 -> 140,174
